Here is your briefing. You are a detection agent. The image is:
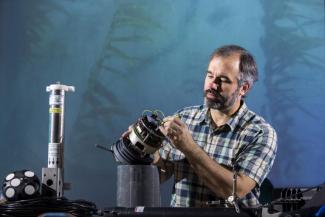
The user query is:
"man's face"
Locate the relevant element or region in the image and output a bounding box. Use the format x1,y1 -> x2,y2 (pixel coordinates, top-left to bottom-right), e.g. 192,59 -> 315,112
204,54 -> 244,112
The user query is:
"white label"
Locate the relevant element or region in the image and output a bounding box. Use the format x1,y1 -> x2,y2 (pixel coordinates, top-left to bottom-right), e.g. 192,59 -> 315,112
48,143 -> 63,168
49,95 -> 63,105
134,206 -> 145,213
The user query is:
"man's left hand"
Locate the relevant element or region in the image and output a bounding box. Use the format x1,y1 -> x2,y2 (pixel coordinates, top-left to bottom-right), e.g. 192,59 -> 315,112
161,116 -> 195,153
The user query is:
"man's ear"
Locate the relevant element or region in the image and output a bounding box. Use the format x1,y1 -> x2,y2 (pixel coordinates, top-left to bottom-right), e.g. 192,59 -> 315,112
239,82 -> 251,97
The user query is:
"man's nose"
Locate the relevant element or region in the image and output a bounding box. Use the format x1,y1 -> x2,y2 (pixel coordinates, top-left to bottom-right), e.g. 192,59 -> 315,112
209,79 -> 221,89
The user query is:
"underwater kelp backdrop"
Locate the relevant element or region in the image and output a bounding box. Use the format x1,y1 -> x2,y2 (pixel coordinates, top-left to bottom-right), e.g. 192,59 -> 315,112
1,0 -> 325,207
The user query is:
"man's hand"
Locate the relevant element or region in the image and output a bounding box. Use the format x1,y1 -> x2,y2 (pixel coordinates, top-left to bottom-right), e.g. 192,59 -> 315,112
121,124 -> 133,138
161,116 -> 195,153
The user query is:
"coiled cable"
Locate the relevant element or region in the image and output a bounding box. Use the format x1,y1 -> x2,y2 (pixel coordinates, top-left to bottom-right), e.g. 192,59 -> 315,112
0,197 -> 101,217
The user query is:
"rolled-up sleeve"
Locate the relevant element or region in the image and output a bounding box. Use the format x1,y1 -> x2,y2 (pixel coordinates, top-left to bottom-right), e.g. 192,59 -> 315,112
236,124 -> 277,187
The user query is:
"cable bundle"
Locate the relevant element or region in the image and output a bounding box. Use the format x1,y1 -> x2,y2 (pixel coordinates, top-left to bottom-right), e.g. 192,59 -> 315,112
0,197 -> 101,217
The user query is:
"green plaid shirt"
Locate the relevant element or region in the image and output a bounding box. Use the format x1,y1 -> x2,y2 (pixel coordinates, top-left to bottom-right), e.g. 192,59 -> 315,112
159,102 -> 277,207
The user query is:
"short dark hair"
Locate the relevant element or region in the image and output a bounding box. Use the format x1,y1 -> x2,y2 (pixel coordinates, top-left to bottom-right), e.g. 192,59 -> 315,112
210,45 -> 258,86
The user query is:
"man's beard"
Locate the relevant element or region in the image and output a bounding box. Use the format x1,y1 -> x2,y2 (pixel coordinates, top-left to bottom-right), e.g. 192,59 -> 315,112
204,88 -> 239,111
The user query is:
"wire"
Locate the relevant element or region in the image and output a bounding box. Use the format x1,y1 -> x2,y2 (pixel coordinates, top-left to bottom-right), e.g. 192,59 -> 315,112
153,109 -> 165,119
141,109 -> 166,126
0,197 -> 102,217
141,109 -> 155,116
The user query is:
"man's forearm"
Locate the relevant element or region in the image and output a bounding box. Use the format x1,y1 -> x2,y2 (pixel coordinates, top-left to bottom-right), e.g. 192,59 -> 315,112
182,142 -> 254,199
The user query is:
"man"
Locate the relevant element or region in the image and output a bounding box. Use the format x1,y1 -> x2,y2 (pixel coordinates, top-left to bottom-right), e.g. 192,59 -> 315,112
155,45 -> 277,208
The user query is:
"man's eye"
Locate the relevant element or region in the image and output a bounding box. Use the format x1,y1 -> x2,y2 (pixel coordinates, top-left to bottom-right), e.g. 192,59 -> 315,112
219,78 -> 231,83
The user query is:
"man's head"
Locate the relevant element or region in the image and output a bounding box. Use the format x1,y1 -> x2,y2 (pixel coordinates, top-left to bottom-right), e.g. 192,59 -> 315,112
204,45 -> 258,112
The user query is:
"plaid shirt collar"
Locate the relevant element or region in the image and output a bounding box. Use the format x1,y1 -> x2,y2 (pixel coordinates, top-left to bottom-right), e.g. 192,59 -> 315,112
198,101 -> 248,132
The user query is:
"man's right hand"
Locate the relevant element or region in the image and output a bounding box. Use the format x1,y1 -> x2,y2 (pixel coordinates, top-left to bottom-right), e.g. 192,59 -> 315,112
121,125 -> 133,138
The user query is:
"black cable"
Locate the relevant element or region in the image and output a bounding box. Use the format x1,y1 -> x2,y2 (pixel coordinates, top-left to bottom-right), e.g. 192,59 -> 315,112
0,197 -> 102,217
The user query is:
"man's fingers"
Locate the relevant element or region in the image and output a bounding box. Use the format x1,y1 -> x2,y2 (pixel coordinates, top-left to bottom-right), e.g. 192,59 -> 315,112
121,125 -> 133,138
159,125 -> 168,136
163,116 -> 182,127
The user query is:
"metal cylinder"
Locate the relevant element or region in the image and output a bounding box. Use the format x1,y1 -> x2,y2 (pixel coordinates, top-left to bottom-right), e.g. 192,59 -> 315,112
117,165 -> 161,207
42,82 -> 74,197
48,88 -> 64,169
46,83 -> 74,168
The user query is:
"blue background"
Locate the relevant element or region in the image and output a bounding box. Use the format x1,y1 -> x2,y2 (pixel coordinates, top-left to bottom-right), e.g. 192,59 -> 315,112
1,0 -> 325,208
